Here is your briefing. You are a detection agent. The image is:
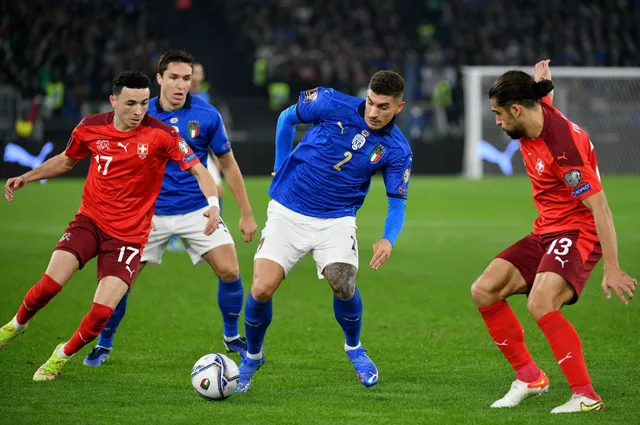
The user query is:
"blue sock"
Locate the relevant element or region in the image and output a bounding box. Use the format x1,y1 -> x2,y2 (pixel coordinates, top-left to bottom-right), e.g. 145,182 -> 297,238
244,293 -> 272,355
97,292 -> 129,349
333,287 -> 363,348
218,277 -> 244,338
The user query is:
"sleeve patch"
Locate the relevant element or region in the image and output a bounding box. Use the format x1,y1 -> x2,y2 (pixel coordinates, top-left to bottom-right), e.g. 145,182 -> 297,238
178,139 -> 190,154
563,169 -> 582,187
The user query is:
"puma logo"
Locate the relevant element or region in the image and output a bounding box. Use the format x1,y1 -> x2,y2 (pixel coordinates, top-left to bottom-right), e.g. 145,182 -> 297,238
557,151 -> 568,161
555,256 -> 568,268
558,351 -> 572,365
337,121 -> 346,134
495,339 -> 508,346
118,142 -> 130,152
125,265 -> 135,278
477,140 -> 520,175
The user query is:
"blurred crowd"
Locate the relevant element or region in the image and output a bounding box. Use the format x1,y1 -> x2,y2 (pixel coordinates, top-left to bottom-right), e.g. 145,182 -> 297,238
219,0 -> 408,96
0,0 -> 167,120
2,0 -> 639,140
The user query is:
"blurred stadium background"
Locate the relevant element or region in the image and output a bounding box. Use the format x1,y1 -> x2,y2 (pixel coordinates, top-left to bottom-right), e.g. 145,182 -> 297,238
2,0 -> 639,178
1,1 -> 639,424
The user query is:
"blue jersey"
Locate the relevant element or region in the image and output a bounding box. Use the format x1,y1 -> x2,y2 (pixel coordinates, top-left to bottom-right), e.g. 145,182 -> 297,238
149,94 -> 231,215
270,87 -> 413,219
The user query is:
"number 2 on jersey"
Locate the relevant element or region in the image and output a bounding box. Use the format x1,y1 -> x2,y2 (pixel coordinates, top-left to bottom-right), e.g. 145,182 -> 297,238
94,154 -> 112,176
333,151 -> 352,171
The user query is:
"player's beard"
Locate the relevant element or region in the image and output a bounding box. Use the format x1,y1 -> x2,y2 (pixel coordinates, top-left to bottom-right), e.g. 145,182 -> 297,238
502,122 -> 526,140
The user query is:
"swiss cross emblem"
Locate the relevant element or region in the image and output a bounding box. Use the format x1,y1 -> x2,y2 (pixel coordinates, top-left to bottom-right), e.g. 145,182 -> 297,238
535,158 -> 545,175
137,143 -> 149,159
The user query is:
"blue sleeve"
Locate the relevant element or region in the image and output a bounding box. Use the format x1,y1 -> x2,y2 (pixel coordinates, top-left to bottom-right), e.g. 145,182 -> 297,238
274,104 -> 301,172
295,87 -> 335,124
208,110 -> 231,156
382,152 -> 412,200
383,197 -> 407,247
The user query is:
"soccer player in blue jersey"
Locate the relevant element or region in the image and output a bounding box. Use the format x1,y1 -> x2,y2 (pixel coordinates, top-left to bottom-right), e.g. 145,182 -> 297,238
84,51 -> 257,366
167,62 -> 223,253
237,71 -> 412,391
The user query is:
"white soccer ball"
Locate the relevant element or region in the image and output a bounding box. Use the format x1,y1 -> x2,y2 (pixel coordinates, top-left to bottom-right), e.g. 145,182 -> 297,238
191,353 -> 239,400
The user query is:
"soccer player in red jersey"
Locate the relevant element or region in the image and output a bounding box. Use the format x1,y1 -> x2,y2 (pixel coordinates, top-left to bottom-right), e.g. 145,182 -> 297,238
471,60 -> 637,414
0,70 -> 221,381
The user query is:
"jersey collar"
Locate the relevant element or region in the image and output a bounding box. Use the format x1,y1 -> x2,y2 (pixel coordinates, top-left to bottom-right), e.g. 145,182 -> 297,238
155,93 -> 193,113
358,101 -> 395,135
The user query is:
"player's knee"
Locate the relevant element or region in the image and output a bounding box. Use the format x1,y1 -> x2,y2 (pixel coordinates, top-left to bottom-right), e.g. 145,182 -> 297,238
217,265 -> 240,282
471,275 -> 500,308
251,273 -> 280,301
250,281 -> 276,302
324,263 -> 357,299
527,288 -> 568,321
526,292 -> 554,321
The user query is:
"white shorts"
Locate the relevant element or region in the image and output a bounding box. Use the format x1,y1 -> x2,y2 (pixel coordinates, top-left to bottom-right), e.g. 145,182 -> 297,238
254,200 -> 358,278
142,205 -> 234,266
208,151 -> 222,185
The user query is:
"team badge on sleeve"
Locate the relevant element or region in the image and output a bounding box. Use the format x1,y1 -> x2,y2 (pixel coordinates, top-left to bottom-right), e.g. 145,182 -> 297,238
187,121 -> 200,139
178,139 -> 190,154
403,168 -> 411,184
564,170 -> 582,187
302,88 -> 318,102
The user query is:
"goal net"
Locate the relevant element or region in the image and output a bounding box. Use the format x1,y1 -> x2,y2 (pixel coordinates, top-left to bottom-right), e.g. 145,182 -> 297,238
461,66 -> 640,179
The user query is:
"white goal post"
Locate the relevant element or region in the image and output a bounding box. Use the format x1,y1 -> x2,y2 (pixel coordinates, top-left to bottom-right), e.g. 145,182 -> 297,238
462,66 -> 640,179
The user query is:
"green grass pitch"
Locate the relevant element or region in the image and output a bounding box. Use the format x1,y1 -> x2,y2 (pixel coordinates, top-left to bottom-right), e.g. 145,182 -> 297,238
0,176 -> 638,425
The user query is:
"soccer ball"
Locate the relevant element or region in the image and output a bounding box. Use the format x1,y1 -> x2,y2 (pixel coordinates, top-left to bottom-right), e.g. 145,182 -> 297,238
191,353 -> 239,400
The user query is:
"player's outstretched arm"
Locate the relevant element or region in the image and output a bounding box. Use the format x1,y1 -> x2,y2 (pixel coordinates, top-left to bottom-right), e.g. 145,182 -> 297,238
583,191 -> 637,304
533,59 -> 553,103
273,104 -> 301,174
217,152 -> 257,242
370,197 -> 407,271
187,163 -> 220,236
4,153 -> 79,201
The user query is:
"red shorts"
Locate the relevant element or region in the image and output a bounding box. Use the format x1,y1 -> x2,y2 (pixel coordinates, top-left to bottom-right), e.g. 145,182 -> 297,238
496,229 -> 602,304
55,214 -> 142,287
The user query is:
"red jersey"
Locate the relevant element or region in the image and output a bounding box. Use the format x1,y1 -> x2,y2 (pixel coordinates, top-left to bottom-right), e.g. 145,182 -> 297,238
64,112 -> 200,244
519,96 -> 602,235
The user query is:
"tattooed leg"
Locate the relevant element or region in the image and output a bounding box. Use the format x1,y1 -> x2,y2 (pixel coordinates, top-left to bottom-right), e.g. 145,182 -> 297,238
323,262 -> 357,299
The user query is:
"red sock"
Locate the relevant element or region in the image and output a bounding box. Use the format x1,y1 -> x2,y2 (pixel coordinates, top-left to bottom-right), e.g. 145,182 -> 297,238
479,300 -> 540,382
537,310 -> 597,399
63,302 -> 114,356
16,274 -> 63,325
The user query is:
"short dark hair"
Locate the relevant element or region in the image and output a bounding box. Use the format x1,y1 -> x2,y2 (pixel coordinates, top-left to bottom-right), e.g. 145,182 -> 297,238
369,70 -> 404,100
112,70 -> 151,96
158,50 -> 194,76
489,70 -> 554,109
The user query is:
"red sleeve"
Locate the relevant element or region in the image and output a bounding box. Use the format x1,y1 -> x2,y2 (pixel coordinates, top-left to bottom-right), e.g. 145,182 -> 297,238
64,125 -> 90,159
161,128 -> 200,170
553,134 -> 603,201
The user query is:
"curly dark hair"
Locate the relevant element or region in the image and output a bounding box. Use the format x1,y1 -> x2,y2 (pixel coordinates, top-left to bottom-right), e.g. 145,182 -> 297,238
368,70 -> 405,100
112,70 -> 151,96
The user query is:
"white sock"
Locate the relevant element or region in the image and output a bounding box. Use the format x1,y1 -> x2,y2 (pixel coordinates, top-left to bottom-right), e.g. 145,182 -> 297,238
344,342 -> 361,351
12,315 -> 26,330
247,351 -> 263,360
224,334 -> 240,342
56,343 -> 72,359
